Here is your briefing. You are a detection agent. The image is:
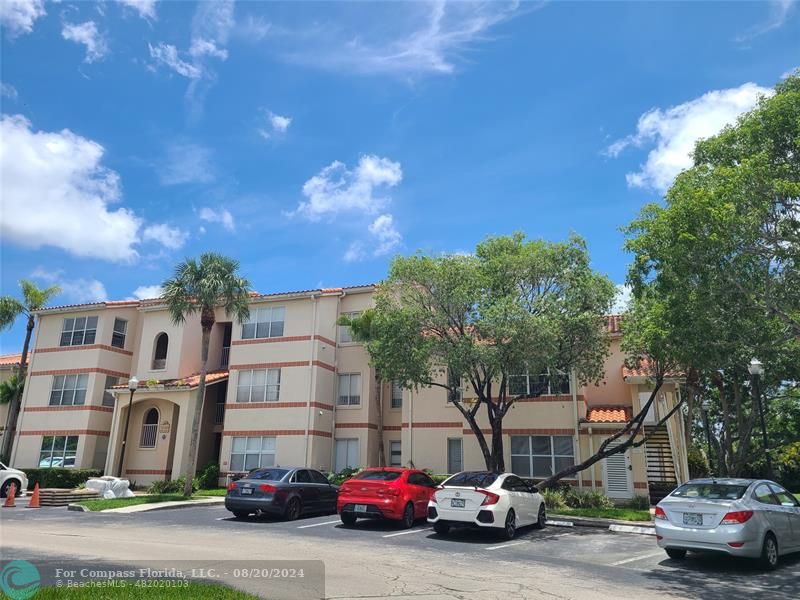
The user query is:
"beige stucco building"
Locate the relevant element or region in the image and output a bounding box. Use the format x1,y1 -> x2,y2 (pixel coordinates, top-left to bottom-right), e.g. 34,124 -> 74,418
10,285 -> 689,502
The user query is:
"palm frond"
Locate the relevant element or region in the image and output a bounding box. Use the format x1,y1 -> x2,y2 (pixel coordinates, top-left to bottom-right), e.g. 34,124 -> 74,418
0,297 -> 26,331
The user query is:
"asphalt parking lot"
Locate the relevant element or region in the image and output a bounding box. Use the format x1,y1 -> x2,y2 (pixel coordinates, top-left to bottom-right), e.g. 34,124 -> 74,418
3,499 -> 799,599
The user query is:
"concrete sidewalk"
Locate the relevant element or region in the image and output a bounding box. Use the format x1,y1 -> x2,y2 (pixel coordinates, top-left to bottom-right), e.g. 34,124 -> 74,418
68,497 -> 224,513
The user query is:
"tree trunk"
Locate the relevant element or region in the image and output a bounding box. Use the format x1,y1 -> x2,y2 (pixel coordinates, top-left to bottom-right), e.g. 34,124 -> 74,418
490,414 -> 505,472
183,321 -> 212,497
1,314 -> 34,461
462,410 -> 492,471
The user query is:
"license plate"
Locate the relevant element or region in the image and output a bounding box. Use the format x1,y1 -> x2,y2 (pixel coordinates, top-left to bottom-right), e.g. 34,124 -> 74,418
241,487 -> 253,495
683,512 -> 702,526
450,498 -> 466,508
355,504 -> 367,513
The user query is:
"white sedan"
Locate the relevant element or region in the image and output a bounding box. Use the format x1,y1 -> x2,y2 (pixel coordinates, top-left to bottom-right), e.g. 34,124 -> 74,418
0,461 -> 28,498
427,471 -> 546,540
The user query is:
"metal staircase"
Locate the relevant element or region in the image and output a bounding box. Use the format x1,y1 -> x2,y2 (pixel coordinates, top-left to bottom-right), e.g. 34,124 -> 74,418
645,424 -> 678,504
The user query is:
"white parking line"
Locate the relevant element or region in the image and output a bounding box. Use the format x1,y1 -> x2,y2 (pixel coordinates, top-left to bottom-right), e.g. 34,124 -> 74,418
486,541 -> 527,551
382,528 -> 432,538
216,517 -> 235,521
297,519 -> 341,529
609,552 -> 665,566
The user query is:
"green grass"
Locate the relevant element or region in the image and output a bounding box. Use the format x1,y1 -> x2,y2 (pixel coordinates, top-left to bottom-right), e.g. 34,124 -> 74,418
78,494 -> 196,511
551,507 -> 652,522
32,582 -> 257,598
196,488 -> 227,496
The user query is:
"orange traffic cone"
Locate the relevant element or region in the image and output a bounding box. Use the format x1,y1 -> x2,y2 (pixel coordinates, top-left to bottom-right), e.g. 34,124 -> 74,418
28,483 -> 40,509
2,482 -> 16,507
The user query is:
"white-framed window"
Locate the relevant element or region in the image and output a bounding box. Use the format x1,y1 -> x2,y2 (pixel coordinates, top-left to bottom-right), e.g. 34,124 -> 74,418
337,373 -> 361,406
510,435 -> 575,478
389,440 -> 402,467
152,332 -> 169,370
447,438 -> 463,474
391,380 -> 403,409
241,306 -> 285,340
508,368 -> 570,397
338,311 -> 362,344
139,407 -> 159,448
60,316 -> 98,347
230,436 -> 276,471
39,435 -> 78,468
446,369 -> 463,403
335,438 -> 359,472
102,376 -> 119,407
111,318 -> 127,349
49,374 -> 89,406
236,369 -> 281,403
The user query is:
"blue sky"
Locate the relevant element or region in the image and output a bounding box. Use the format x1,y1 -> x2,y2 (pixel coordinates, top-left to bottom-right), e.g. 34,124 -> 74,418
1,0 -> 798,352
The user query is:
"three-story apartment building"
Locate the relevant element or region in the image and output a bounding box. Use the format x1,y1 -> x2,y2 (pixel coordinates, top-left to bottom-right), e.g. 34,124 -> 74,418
10,285 -> 689,502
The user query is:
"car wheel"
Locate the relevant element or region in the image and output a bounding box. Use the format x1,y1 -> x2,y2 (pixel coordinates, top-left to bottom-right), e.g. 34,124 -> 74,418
433,522 -> 450,536
500,509 -> 516,540
400,502 -> 415,529
758,533 -> 779,570
284,498 -> 301,521
340,512 -> 357,526
232,510 -> 250,519
0,480 -> 21,499
666,548 -> 686,560
533,504 -> 546,529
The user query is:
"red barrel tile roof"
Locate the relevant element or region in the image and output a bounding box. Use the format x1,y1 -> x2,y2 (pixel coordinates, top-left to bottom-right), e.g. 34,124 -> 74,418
584,406 -> 632,423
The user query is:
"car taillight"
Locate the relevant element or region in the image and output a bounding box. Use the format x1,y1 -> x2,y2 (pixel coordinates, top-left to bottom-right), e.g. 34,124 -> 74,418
227,482 -> 237,491
721,511 -> 753,525
479,490 -> 500,506
259,484 -> 277,493
654,506 -> 667,520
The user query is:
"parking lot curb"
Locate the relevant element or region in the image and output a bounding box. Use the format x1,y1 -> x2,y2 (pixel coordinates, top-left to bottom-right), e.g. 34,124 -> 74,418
609,524 -> 657,536
67,504 -> 89,512
100,497 -> 225,513
549,513 -> 655,534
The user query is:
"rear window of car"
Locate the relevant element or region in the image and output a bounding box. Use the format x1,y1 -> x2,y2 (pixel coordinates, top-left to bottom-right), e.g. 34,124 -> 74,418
443,472 -> 498,488
670,483 -> 748,500
248,469 -> 289,481
353,470 -> 402,481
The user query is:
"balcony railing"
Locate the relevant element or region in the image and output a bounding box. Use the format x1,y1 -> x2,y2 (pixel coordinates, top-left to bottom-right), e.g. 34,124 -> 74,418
220,346 -> 230,367
214,402 -> 225,424
140,424 -> 157,448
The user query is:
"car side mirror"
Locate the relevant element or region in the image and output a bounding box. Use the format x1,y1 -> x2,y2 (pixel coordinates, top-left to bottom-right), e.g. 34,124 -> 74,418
529,485 -> 539,493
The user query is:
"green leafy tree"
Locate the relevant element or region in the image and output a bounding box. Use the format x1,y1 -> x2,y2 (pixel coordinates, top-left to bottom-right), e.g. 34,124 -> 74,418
0,280 -> 61,460
345,233 -> 617,472
0,375 -> 23,405
162,253 -> 251,496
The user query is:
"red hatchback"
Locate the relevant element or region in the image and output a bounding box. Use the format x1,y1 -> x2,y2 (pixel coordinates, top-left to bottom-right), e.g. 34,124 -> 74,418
337,468 -> 438,528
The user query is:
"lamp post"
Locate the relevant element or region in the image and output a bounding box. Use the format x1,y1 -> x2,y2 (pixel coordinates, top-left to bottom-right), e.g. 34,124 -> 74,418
747,359 -> 772,479
116,376 -> 138,478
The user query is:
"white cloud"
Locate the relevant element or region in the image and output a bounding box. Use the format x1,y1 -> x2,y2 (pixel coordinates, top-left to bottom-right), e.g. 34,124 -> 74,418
611,284 -> 632,314
258,109 -> 292,140
0,114 -> 141,262
189,38 -> 228,60
236,14 -> 271,41
368,214 -> 402,256
199,207 -> 235,231
31,268 -> 108,304
607,82 -> 772,191
736,0 -> 795,42
1,83 -> 18,99
131,284 -> 163,300
343,241 -> 366,263
277,1 -> 524,76
142,223 -> 188,249
116,0 -> 158,21
62,21 -> 109,63
148,42 -> 202,79
0,0 -> 46,37
294,155 -> 402,221
158,142 -> 215,185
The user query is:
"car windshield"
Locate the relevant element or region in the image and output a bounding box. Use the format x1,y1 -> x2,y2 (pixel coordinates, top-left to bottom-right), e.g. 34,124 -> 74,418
354,470 -> 402,481
442,472 -> 498,488
247,469 -> 289,481
0,462 -> 7,470
671,483 -> 748,500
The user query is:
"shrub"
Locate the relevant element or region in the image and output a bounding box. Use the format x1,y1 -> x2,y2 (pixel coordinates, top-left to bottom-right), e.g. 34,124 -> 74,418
195,462 -> 220,489
147,475 -> 197,495
687,445 -> 710,478
541,488 -> 567,510
22,468 -> 103,490
565,489 -> 614,509
327,467 -> 361,486
627,494 -> 651,510
430,474 -> 449,484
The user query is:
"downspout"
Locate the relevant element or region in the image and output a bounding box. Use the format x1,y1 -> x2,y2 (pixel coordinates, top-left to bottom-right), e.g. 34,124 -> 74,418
329,291 -> 344,470
303,293 -> 319,467
408,389 -> 414,469
587,426 -> 596,491
571,368 -> 582,491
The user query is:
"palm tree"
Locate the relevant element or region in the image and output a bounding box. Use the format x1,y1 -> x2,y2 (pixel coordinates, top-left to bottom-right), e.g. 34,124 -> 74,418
162,253 -> 251,496
0,375 -> 23,406
0,280 -> 61,460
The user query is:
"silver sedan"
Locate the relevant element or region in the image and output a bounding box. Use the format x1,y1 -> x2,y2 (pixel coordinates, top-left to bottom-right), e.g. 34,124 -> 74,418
655,478 -> 800,569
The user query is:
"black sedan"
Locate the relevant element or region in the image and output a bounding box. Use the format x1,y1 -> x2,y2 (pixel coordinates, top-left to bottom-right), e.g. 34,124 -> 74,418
225,467 -> 339,520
